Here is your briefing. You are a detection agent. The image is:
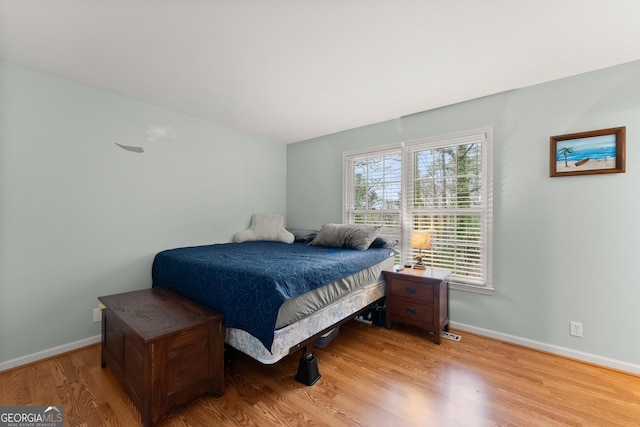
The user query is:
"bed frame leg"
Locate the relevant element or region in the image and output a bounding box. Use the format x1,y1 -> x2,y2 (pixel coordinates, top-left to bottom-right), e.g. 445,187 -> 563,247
295,346 -> 321,386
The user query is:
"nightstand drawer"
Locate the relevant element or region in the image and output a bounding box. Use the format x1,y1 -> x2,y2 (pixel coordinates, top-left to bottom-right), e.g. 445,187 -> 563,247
388,300 -> 433,325
387,279 -> 434,304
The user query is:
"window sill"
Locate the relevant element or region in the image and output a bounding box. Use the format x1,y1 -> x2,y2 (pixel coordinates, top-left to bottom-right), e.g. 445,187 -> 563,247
449,282 -> 494,295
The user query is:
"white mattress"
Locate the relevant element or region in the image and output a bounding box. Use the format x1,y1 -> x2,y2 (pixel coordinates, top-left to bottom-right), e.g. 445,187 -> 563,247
275,255 -> 392,328
225,257 -> 393,364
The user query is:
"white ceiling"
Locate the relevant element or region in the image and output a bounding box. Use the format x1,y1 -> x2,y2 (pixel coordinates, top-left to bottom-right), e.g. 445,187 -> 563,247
2,1 -> 640,144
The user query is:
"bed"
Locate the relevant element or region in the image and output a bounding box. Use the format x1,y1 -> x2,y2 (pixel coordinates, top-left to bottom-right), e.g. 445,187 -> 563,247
151,238 -> 396,378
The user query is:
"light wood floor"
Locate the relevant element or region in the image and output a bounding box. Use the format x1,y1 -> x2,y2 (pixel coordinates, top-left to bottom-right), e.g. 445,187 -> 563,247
1,321 -> 639,426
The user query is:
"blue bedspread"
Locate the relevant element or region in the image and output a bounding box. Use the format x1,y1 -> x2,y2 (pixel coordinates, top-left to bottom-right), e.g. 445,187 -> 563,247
152,241 -> 395,352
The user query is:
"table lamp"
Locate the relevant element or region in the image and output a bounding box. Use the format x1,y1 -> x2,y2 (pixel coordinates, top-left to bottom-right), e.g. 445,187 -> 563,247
410,230 -> 431,270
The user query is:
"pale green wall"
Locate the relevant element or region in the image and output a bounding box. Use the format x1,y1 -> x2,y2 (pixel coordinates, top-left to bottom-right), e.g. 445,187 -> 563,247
287,61 -> 640,371
0,61 -> 287,364
4,58 -> 640,372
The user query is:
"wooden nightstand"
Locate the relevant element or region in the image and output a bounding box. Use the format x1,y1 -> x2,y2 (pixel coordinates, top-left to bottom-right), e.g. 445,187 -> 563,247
383,268 -> 451,344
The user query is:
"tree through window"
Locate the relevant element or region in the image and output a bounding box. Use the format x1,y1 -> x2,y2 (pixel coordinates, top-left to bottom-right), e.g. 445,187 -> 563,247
344,128 -> 493,291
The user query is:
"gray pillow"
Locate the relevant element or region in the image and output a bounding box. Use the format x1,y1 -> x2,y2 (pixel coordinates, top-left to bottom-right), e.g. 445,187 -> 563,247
287,228 -> 318,243
310,223 -> 380,250
369,235 -> 399,249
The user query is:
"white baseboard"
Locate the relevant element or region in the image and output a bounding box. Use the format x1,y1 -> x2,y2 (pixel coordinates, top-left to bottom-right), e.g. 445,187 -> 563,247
0,335 -> 101,372
451,321 -> 640,376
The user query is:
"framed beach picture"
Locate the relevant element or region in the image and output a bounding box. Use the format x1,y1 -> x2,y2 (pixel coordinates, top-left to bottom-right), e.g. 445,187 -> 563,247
550,126 -> 626,177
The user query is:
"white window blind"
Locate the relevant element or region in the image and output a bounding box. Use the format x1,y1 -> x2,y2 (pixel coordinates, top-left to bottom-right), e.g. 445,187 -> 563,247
343,129 -> 493,291
406,130 -> 492,289
343,146 -> 403,247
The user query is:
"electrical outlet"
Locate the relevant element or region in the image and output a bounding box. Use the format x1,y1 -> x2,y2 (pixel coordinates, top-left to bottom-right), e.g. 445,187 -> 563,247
570,321 -> 583,337
93,308 -> 102,323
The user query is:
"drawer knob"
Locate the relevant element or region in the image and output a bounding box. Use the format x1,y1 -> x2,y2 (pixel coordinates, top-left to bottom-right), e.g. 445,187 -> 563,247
405,307 -> 416,315
405,287 -> 416,294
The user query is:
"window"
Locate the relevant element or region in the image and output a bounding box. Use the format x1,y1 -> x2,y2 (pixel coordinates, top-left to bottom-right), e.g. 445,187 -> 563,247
343,146 -> 403,248
405,130 -> 492,291
343,128 -> 493,292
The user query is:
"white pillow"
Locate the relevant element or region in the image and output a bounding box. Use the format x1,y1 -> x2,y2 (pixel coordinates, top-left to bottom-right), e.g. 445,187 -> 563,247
233,214 -> 295,244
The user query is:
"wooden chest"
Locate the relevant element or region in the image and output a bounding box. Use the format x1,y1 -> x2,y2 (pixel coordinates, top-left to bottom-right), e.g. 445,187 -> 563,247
99,288 -> 224,427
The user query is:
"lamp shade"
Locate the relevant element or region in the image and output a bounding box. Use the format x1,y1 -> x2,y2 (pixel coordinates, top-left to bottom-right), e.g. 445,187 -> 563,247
410,231 -> 431,249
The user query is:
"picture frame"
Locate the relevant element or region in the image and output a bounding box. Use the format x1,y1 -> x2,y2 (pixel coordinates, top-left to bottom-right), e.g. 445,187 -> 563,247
550,126 -> 626,177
